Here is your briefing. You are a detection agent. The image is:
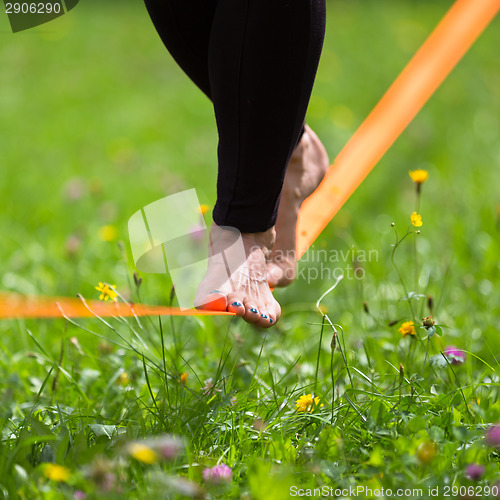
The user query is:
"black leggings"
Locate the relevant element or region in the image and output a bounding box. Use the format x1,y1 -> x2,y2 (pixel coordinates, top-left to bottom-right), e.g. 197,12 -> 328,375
144,0 -> 326,233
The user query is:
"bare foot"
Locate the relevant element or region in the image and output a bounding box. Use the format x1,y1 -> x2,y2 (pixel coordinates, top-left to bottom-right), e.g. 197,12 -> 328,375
267,125 -> 329,287
194,223 -> 281,328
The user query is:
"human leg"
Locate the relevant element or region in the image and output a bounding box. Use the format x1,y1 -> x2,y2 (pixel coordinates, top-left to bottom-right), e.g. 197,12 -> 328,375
195,0 -> 327,324
143,0 -> 216,98
144,0 -> 327,325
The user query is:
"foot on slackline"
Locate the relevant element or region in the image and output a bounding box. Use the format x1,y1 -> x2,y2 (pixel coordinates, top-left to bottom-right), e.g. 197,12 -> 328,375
194,223 -> 281,328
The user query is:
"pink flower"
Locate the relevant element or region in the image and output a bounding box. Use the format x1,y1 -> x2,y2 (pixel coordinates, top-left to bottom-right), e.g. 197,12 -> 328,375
485,424 -> 500,448
202,378 -> 221,395
465,464 -> 484,481
203,463 -> 232,484
444,346 -> 466,365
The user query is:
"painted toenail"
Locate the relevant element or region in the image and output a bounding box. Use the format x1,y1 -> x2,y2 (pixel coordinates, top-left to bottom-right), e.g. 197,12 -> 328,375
260,314 -> 268,319
210,290 -> 223,294
250,308 -> 258,313
269,318 -> 273,323
232,302 -> 242,307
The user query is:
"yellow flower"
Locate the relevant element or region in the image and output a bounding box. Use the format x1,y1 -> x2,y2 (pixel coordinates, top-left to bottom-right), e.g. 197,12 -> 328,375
295,394 -> 323,413
95,282 -> 118,302
409,169 -> 429,185
98,225 -> 118,242
117,372 -> 130,386
128,443 -> 158,464
199,204 -> 210,216
180,372 -> 188,384
42,464 -> 70,482
410,211 -> 423,227
399,321 -> 416,337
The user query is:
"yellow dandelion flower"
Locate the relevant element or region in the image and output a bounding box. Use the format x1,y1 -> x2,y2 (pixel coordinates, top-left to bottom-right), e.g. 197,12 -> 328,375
128,443 -> 158,464
295,394 -> 323,413
42,464 -> 70,482
95,282 -> 118,302
180,372 -> 188,384
409,169 -> 429,185
399,321 -> 416,337
410,211 -> 423,227
199,204 -> 210,216
98,225 -> 118,242
117,372 -> 130,386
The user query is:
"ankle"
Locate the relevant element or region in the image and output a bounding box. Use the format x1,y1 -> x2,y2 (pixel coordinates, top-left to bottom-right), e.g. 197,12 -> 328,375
210,223 -> 275,258
241,227 -> 276,257
290,127 -> 310,161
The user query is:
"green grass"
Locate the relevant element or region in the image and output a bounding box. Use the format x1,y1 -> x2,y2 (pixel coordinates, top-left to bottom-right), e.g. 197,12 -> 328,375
1,0 -> 500,498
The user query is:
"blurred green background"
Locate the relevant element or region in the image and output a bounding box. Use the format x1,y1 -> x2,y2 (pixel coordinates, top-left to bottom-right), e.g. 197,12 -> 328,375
1,2 -> 500,496
0,0 -> 499,317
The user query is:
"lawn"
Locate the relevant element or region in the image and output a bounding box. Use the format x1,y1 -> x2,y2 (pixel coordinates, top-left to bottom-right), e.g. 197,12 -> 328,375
0,0 -> 499,498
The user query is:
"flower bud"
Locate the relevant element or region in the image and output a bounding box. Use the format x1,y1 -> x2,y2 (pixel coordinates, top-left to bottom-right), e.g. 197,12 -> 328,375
331,332 -> 337,350
422,316 -> 435,329
133,272 -> 142,289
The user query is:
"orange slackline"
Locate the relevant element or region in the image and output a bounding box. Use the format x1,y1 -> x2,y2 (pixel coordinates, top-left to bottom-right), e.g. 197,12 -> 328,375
296,0 -> 500,259
1,0 -> 498,319
0,293 -> 234,319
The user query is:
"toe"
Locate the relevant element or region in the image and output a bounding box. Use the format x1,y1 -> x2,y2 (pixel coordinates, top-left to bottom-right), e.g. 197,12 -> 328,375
264,297 -> 281,327
257,311 -> 272,329
195,290 -> 227,311
255,309 -> 278,329
244,297 -> 281,329
227,293 -> 245,316
242,300 -> 261,324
